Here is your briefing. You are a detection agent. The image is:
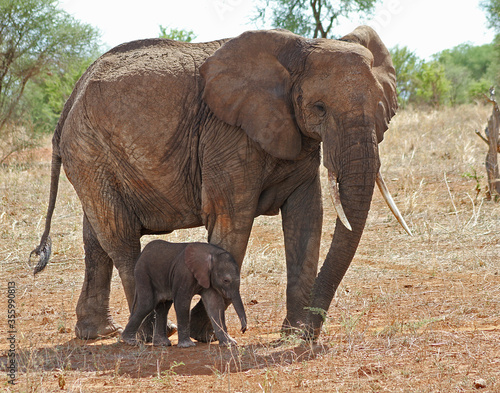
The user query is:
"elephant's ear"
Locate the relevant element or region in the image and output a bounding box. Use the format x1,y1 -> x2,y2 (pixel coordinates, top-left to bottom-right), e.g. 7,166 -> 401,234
184,243 -> 212,289
341,26 -> 398,142
200,30 -> 302,160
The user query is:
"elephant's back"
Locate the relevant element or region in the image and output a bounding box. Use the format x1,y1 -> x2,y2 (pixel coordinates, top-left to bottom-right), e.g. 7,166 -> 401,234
88,38 -> 225,82
69,38 -> 225,138
62,38 -> 222,156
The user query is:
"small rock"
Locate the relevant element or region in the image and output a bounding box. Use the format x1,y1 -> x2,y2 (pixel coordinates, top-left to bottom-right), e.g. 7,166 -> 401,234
474,378 -> 487,389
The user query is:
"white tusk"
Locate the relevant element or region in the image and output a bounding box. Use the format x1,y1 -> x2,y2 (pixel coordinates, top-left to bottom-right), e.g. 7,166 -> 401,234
328,172 -> 352,231
376,171 -> 413,236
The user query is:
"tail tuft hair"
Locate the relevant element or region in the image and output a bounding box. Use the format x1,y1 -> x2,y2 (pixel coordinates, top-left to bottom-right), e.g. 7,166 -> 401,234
30,236 -> 52,275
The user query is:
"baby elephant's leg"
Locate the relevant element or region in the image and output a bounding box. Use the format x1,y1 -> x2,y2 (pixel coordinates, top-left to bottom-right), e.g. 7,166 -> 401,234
201,289 -> 237,346
121,273 -> 155,345
174,296 -> 196,348
122,300 -> 155,345
152,301 -> 172,346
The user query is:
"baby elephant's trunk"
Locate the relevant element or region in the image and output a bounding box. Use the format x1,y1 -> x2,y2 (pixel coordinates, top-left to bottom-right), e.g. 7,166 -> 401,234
232,292 -> 247,333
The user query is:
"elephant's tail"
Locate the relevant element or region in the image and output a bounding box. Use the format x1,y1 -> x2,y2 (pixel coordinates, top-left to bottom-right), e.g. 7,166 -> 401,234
30,149 -> 62,275
29,89 -> 73,275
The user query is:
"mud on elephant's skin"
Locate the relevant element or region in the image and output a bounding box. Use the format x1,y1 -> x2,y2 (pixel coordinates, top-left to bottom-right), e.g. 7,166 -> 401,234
121,240 -> 247,347
31,25 -> 410,340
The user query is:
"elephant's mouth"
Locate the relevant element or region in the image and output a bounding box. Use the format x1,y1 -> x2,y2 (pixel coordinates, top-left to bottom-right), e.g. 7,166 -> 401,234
328,169 -> 412,235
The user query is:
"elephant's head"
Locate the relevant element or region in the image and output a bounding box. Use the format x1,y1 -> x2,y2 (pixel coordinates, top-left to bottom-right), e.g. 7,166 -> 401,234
185,243 -> 247,333
200,26 -> 409,338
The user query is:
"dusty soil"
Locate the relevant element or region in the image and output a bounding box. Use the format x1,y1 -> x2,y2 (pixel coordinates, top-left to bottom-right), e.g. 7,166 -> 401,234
1,105 -> 499,392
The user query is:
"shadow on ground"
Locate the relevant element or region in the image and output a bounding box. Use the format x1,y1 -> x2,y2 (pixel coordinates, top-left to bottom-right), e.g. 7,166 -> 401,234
11,335 -> 330,378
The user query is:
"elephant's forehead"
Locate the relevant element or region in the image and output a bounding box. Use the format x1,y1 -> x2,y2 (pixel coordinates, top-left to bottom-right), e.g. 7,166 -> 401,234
307,40 -> 373,71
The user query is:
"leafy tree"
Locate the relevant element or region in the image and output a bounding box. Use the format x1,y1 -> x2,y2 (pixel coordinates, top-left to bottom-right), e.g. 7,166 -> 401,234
390,54 -> 451,108
437,43 -> 496,81
253,0 -> 378,38
441,63 -> 472,105
159,26 -> 197,42
389,46 -> 421,106
414,61 -> 450,107
468,78 -> 493,100
0,0 -> 101,134
21,56 -> 97,134
481,0 -> 500,31
481,0 -> 500,88
435,43 -> 497,104
390,42 -> 498,107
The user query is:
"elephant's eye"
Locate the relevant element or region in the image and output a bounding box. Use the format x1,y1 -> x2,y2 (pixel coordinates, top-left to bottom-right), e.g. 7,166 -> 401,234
313,102 -> 326,116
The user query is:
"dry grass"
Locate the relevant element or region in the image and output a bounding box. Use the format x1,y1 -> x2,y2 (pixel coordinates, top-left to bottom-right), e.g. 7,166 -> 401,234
1,104 -> 499,392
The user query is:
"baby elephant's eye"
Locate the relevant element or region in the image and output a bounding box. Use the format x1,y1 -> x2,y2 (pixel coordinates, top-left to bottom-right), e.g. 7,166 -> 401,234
223,277 -> 231,284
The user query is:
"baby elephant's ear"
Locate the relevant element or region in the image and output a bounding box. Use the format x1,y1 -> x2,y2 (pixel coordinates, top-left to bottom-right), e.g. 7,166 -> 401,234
184,243 -> 212,289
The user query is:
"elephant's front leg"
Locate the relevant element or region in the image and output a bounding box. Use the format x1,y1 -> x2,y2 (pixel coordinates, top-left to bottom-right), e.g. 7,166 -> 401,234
281,174 -> 323,333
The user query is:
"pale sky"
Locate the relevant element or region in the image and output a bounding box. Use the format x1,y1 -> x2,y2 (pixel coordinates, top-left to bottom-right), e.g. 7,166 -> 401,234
59,0 -> 495,59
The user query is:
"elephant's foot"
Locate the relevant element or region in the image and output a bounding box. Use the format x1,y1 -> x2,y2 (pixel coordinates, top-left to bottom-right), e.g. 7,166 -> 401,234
301,326 -> 321,342
177,338 -> 196,348
152,335 -> 172,347
281,317 -> 311,339
75,317 -> 122,340
282,315 -> 322,342
121,334 -> 139,346
302,314 -> 323,342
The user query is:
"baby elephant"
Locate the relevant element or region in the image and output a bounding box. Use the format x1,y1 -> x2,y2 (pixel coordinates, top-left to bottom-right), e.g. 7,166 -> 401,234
121,240 -> 247,347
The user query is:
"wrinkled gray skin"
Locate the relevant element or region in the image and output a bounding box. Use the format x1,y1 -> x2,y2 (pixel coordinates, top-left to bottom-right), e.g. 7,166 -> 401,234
31,26 -> 398,341
121,241 -> 247,347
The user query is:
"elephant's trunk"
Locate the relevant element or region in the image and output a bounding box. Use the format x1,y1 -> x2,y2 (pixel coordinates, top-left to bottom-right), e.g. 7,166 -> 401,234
232,291 -> 248,333
306,124 -> 379,338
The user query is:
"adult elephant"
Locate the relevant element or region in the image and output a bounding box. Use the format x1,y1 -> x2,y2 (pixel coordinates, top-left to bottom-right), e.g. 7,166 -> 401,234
31,26 -> 410,340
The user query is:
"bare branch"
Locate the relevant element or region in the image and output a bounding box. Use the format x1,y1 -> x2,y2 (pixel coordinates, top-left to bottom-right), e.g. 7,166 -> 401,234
254,0 -> 377,39
475,129 -> 490,145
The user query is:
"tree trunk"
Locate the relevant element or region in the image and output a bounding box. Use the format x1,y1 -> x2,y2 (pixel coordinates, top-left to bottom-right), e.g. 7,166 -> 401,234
485,98 -> 500,198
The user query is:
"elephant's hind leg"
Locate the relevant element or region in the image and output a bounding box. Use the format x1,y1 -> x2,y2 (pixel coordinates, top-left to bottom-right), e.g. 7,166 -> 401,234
152,301 -> 173,346
75,215 -> 122,339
